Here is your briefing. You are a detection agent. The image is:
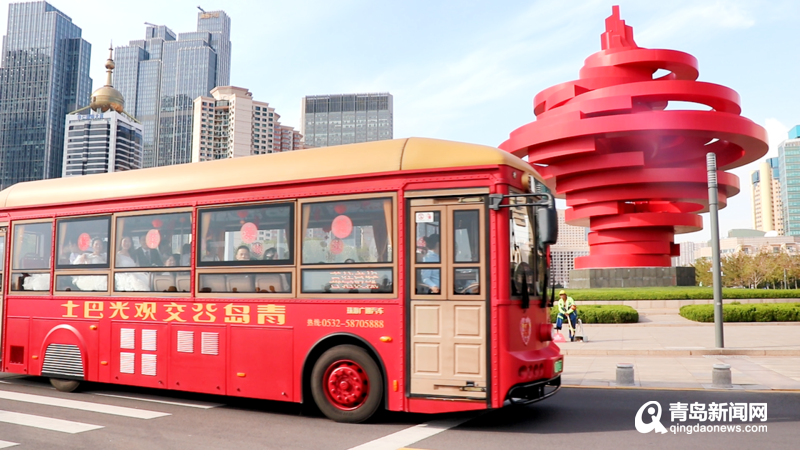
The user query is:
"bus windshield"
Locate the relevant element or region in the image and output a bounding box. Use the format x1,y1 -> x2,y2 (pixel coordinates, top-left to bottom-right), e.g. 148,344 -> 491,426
509,197 -> 546,300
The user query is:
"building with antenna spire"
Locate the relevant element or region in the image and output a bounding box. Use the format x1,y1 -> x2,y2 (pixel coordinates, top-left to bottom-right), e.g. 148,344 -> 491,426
114,10 -> 231,168
62,47 -> 143,176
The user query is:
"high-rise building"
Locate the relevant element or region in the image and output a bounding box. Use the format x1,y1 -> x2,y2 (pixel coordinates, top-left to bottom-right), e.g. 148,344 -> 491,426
191,86 -> 302,162
779,126 -> 800,236
751,157 -> 783,234
552,209 -> 589,287
0,1 -> 92,189
114,11 -> 231,168
671,241 -> 706,267
301,93 -> 392,148
63,48 -> 143,177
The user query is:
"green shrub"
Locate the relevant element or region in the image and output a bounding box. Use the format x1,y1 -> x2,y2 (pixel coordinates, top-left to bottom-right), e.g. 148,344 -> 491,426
680,303 -> 800,322
550,305 -> 638,324
563,286 -> 800,301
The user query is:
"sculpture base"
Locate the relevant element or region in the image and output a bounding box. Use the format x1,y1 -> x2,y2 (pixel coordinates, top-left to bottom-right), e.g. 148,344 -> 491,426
569,267 -> 695,289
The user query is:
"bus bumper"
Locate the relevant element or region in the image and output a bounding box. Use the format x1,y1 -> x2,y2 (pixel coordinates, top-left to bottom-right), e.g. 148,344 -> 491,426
506,375 -> 561,405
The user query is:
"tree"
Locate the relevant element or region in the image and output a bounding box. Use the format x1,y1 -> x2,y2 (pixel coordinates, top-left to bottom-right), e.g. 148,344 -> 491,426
693,258 -> 712,286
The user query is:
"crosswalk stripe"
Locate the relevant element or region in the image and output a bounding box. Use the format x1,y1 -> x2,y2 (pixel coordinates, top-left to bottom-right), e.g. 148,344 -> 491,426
0,410 -> 103,434
346,417 -> 472,450
87,392 -> 223,409
0,440 -> 19,448
0,390 -> 170,419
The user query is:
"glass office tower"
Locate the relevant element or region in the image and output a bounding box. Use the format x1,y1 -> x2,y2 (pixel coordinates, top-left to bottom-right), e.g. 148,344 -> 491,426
779,126 -> 800,236
0,1 -> 92,189
301,93 -> 393,148
114,11 -> 231,168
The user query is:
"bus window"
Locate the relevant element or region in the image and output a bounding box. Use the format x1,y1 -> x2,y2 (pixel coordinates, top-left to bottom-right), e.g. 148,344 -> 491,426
300,197 -> 394,295
198,203 -> 293,266
115,212 -> 192,268
12,222 -> 52,270
0,233 -> 5,272
11,221 -> 52,292
301,198 -> 393,264
509,198 -> 537,298
56,216 -> 110,268
198,272 -> 292,294
56,275 -> 109,292
114,271 -> 191,292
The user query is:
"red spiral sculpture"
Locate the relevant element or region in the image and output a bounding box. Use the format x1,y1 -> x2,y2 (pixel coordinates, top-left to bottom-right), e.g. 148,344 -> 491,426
500,6 -> 768,268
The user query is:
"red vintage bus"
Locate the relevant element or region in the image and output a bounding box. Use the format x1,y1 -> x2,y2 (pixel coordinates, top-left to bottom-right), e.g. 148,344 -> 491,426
0,137 -> 561,422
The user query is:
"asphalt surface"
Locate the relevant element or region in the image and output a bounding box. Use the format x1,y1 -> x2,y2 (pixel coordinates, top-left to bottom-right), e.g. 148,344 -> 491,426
0,375 -> 798,450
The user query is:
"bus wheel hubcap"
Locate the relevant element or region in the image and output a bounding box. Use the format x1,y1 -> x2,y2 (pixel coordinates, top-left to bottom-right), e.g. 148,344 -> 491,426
325,360 -> 368,410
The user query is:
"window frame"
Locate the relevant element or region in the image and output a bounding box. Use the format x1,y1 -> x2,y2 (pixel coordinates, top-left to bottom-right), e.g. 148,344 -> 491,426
0,225 -> 7,296
109,207 -> 194,296
194,267 -> 296,299
10,219 -> 54,295
298,193 -> 397,299
55,214 -> 112,270
408,197 -> 487,301
196,201 -> 295,268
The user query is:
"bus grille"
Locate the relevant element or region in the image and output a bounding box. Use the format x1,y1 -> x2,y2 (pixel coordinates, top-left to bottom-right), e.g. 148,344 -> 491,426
42,344 -> 84,379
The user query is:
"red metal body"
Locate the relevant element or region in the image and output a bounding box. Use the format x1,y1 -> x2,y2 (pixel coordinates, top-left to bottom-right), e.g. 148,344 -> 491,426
0,162 -> 561,415
501,6 -> 768,268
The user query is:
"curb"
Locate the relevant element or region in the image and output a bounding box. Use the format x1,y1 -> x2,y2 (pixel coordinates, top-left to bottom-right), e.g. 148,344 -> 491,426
561,349 -> 800,356
562,384 -> 800,393
586,322 -> 800,327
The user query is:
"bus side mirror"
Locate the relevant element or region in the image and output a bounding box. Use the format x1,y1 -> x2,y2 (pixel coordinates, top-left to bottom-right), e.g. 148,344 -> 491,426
537,208 -> 558,245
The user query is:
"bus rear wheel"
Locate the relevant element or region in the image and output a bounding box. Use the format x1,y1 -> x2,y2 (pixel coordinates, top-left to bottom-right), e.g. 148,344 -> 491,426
50,378 -> 81,392
311,345 -> 383,423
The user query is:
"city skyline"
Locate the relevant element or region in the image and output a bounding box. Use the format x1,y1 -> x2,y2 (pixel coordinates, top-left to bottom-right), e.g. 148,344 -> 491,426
113,10 -> 231,168
1,1 -> 799,243
0,1 -> 91,189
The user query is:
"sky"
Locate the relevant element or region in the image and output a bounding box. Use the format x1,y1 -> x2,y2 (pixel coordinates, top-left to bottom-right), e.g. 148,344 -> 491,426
1,0 -> 798,244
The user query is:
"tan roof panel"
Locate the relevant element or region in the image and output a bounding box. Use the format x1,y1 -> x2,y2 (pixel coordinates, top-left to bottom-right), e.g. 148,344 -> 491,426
0,137 -> 540,209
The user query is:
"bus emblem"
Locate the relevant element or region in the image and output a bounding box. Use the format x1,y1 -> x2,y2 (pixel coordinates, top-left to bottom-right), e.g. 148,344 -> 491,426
520,317 -> 532,346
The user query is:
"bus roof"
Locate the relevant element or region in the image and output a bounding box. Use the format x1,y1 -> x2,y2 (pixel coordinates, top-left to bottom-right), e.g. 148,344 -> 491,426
0,137 -> 540,209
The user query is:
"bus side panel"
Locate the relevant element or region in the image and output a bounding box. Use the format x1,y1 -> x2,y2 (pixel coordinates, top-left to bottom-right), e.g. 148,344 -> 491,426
3,317 -> 29,374
110,322 -> 170,389
169,324 -> 227,395
496,304 -> 562,408
30,319 -> 98,380
228,326 -> 293,401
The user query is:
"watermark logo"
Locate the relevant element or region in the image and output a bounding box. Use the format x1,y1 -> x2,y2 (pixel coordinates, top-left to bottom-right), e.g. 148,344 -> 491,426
635,401 -> 668,434
635,401 -> 768,435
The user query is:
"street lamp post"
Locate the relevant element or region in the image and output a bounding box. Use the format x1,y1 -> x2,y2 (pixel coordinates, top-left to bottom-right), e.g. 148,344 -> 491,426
707,153 -> 724,348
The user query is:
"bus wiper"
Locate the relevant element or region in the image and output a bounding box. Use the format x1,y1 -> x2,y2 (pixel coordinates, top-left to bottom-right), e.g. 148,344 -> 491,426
520,271 -> 530,310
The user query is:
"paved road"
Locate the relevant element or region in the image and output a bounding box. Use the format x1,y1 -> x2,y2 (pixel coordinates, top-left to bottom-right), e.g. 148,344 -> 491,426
0,375 -> 798,449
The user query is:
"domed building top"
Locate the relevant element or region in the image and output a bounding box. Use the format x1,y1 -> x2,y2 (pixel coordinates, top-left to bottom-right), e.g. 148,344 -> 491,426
90,46 -> 125,113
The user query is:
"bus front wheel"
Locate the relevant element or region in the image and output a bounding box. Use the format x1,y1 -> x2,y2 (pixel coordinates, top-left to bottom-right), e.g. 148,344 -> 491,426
50,378 -> 81,392
311,345 -> 383,423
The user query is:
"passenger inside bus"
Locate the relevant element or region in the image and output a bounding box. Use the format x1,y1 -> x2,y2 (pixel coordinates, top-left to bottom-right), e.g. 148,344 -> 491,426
420,234 -> 440,294
73,238 -> 107,265
116,236 -> 137,267
135,232 -> 163,267
164,254 -> 179,266
236,245 -> 250,261
263,247 -> 277,260
180,243 -> 191,265
235,245 -> 251,261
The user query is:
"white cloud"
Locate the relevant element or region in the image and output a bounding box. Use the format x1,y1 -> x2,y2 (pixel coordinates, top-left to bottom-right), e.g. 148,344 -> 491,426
636,1 -> 756,47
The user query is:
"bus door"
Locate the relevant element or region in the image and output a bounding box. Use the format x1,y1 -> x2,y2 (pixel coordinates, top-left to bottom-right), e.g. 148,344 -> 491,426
408,197 -> 487,399
0,226 -> 5,350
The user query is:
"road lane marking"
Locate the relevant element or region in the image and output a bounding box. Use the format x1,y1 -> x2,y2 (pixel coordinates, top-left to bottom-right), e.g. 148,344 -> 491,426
87,392 -> 223,409
346,417 -> 471,450
0,410 -> 103,434
0,391 -> 170,419
0,440 -> 18,448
